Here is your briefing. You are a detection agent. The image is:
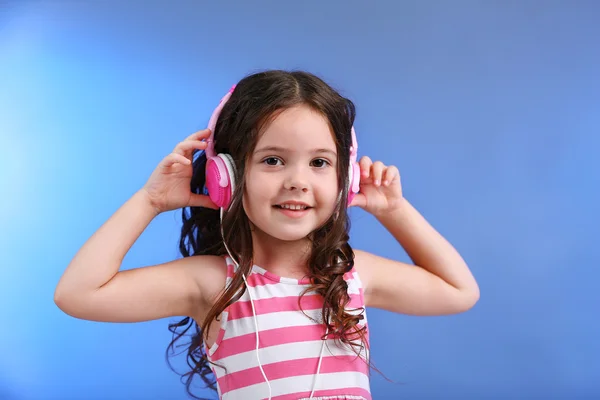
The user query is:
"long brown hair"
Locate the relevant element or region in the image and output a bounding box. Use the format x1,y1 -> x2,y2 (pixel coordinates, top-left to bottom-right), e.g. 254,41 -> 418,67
166,70 -> 367,398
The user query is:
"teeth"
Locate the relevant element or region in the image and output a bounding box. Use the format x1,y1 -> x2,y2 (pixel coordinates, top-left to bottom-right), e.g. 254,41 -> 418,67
280,204 -> 307,210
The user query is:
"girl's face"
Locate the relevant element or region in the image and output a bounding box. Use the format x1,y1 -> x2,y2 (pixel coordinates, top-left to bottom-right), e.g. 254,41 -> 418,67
243,104 -> 340,244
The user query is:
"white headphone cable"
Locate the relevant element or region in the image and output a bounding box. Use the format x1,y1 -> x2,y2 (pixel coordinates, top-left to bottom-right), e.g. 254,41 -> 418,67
220,207 -> 272,399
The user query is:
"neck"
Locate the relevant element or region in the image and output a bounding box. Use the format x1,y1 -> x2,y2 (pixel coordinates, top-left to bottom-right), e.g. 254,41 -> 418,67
250,230 -> 312,279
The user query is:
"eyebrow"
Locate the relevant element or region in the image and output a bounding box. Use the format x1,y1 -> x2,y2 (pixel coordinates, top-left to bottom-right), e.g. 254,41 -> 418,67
254,146 -> 337,157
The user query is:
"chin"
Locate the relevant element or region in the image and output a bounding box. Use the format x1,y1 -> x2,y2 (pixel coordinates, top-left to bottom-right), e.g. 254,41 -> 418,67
273,229 -> 314,242
255,225 -> 316,243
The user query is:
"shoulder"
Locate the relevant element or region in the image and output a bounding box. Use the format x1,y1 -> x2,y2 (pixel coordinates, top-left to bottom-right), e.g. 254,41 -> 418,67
173,254 -> 229,306
351,248 -> 415,308
351,249 -> 376,294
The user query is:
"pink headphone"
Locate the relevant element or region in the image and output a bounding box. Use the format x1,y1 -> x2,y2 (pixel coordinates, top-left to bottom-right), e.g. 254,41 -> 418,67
204,85 -> 361,209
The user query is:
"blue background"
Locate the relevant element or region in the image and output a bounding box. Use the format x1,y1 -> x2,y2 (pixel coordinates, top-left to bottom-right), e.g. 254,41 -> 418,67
1,1 -> 599,399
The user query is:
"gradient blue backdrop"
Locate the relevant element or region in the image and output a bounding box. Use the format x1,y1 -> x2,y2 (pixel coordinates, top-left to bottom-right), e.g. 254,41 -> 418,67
1,1 -> 598,399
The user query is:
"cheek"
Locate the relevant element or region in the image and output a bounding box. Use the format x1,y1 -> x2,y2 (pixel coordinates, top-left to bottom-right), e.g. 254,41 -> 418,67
316,173 -> 340,204
243,171 -> 270,209
242,185 -> 262,227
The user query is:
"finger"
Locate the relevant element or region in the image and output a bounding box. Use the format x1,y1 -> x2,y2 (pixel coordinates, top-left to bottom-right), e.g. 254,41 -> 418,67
188,193 -> 219,209
359,156 -> 372,180
161,152 -> 191,168
382,165 -> 399,186
349,192 -> 367,208
185,128 -> 211,141
370,161 -> 386,186
174,139 -> 209,156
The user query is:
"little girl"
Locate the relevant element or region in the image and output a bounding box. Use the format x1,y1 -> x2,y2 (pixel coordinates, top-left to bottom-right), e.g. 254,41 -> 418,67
55,70 -> 479,400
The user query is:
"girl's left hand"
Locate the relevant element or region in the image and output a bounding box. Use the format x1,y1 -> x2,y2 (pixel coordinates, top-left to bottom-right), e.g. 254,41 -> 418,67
349,156 -> 404,216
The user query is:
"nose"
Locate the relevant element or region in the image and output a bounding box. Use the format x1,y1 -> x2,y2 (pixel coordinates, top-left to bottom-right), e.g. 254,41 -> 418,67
283,166 -> 309,193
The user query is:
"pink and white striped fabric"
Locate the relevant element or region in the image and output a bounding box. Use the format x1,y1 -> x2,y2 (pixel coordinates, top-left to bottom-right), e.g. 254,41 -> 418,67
204,256 -> 372,399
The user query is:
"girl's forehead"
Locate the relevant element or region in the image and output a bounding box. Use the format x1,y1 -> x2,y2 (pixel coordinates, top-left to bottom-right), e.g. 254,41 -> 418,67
256,106 -> 336,149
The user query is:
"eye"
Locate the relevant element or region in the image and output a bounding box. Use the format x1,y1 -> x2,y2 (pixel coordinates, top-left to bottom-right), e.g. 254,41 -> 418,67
263,157 -> 283,166
311,158 -> 330,168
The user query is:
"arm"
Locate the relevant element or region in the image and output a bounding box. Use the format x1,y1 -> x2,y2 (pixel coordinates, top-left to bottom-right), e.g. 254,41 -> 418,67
54,190 -> 226,323
350,156 -> 479,316
356,198 -> 479,316
54,129 -> 224,323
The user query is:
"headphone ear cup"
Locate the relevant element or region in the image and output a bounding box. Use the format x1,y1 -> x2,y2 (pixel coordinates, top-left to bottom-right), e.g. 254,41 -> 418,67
347,162 -> 361,206
205,153 -> 236,209
219,153 -> 236,208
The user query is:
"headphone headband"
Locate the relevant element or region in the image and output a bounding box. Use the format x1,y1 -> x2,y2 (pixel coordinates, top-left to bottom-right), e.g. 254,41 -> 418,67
205,85 -> 236,158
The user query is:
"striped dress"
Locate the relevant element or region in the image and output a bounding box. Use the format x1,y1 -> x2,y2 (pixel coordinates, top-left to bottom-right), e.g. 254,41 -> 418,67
204,256 -> 371,399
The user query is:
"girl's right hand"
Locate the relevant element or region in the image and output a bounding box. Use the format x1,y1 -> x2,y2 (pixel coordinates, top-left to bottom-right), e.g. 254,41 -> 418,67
142,129 -> 219,214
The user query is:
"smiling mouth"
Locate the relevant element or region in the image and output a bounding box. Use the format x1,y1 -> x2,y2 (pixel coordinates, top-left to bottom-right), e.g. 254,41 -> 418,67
274,204 -> 312,211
